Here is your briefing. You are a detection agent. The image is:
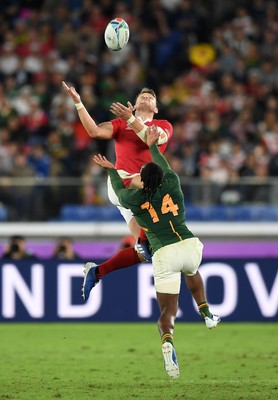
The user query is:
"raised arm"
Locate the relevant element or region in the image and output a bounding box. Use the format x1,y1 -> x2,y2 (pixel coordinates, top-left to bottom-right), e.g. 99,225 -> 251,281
62,81 -> 113,140
93,154 -> 126,193
146,126 -> 172,172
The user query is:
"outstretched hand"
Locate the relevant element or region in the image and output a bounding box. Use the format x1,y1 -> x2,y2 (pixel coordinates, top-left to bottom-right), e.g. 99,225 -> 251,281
110,101 -> 134,120
93,154 -> 115,169
62,81 -> 81,103
146,125 -> 160,147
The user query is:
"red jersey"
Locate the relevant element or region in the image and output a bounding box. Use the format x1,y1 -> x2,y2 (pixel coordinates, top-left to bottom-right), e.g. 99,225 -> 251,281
111,118 -> 173,175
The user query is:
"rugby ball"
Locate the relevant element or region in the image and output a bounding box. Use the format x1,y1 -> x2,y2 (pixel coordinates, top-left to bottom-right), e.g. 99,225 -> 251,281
104,18 -> 130,51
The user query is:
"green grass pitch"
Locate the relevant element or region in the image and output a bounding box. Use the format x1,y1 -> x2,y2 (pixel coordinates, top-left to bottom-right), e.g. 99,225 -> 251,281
0,323 -> 277,400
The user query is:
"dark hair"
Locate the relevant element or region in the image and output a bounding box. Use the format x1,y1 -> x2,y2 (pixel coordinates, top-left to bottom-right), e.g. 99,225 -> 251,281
11,235 -> 25,242
141,162 -> 163,204
136,87 -> 157,102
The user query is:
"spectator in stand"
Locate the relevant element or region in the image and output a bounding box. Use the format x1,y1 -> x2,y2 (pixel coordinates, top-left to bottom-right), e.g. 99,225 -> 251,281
2,235 -> 37,259
9,152 -> 36,221
52,237 -> 81,260
0,43 -> 19,76
27,143 -> 51,220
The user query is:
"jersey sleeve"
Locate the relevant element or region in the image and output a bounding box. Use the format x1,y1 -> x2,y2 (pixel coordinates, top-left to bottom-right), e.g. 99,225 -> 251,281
163,170 -> 181,188
108,168 -> 136,209
108,168 -> 126,191
150,144 -> 181,187
110,118 -> 123,138
108,169 -> 140,209
154,120 -> 173,143
150,144 -> 171,172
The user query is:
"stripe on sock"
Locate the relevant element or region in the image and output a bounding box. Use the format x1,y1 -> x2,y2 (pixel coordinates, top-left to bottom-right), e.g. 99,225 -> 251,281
198,302 -> 208,310
161,333 -> 173,344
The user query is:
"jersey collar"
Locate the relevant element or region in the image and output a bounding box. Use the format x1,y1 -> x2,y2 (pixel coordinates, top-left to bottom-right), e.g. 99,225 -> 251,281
136,116 -> 153,123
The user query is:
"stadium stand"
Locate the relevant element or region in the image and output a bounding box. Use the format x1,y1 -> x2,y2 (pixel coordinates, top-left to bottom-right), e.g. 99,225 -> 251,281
58,203 -> 278,222
0,1 -> 278,222
0,205 -> 8,221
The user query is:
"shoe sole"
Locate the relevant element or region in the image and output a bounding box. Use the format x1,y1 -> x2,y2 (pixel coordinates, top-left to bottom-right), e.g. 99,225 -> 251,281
162,343 -> 180,379
81,262 -> 95,300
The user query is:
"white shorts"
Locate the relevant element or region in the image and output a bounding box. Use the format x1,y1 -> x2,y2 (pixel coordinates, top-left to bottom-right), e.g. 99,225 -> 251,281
152,237 -> 203,294
107,176 -> 134,224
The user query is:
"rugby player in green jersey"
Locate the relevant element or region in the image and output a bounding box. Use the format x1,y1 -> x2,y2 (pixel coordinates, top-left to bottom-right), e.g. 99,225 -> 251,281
87,125 -> 220,379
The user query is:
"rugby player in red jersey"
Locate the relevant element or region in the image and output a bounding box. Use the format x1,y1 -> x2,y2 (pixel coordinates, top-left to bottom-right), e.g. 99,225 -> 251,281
62,82 -> 172,276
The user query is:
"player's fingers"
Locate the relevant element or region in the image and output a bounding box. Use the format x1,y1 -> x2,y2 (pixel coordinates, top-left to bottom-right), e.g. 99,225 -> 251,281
117,102 -> 126,110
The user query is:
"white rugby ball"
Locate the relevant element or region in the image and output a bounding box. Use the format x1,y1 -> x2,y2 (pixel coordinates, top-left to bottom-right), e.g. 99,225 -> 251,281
104,18 -> 130,51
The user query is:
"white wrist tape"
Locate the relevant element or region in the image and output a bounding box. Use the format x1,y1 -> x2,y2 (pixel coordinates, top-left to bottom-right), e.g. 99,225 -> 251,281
75,102 -> 84,110
137,125 -> 148,141
157,128 -> 168,144
136,126 -> 168,144
127,114 -> 136,124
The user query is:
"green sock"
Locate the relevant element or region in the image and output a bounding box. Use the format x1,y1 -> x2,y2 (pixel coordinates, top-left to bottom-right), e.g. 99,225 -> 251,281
161,333 -> 174,346
198,302 -> 213,319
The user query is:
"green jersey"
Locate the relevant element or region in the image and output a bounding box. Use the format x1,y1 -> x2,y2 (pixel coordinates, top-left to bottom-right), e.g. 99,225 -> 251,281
108,144 -> 194,254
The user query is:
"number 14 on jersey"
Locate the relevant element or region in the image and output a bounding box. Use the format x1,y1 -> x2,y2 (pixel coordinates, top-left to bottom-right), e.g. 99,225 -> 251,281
141,194 -> 179,223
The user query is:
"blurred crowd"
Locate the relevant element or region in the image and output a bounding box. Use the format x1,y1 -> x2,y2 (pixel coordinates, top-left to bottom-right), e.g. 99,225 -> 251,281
0,0 -> 278,220
0,234 -> 133,259
1,235 -> 81,259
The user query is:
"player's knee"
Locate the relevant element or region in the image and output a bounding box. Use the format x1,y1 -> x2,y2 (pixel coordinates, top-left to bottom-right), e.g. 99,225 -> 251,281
185,265 -> 199,276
